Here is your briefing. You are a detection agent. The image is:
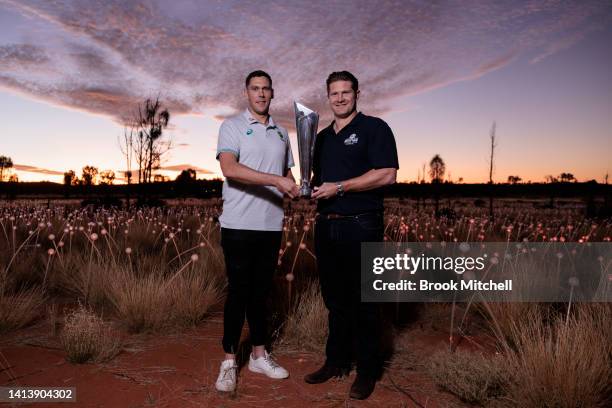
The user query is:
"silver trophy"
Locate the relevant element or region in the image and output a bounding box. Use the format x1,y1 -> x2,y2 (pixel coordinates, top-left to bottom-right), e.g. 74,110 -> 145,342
294,101 -> 319,197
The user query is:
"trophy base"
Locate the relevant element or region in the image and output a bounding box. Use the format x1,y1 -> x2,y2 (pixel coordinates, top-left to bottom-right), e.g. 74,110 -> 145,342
299,185 -> 312,198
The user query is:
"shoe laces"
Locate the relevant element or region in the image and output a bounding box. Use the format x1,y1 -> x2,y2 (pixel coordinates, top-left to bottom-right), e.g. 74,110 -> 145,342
263,353 -> 280,370
221,364 -> 236,381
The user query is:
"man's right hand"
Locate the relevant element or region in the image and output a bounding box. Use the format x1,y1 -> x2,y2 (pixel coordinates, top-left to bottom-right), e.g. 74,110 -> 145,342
276,176 -> 299,198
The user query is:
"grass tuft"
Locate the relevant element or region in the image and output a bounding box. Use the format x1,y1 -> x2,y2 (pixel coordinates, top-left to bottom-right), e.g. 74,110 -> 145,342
0,287 -> 45,333
428,349 -> 510,405
277,280 -> 328,353
60,304 -> 122,364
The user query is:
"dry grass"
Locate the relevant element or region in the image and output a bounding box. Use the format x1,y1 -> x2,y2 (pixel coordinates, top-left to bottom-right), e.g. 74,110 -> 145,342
477,302 -> 543,348
389,328 -> 425,372
0,287 -> 46,333
169,266 -> 224,328
54,255 -> 116,308
428,349 -> 510,405
501,304 -> 612,408
60,304 -> 122,364
277,280 -> 328,353
107,263 -> 223,333
107,269 -> 171,333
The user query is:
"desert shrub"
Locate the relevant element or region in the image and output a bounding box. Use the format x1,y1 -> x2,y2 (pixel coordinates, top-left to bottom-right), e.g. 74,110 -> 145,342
168,264 -> 224,328
389,328 -> 423,372
502,304 -> 611,408
60,304 -> 121,363
428,349 -> 510,405
1,253 -> 43,292
107,269 -> 169,333
0,287 -> 45,333
477,302 -> 543,348
277,280 -> 327,353
54,255 -> 116,308
108,261 -> 223,333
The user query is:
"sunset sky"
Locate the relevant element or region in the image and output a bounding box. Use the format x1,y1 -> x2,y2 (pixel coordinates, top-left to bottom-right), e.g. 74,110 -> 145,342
1,0 -> 611,184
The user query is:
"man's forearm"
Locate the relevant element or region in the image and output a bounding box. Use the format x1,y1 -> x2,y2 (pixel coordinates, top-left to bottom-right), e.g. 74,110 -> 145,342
342,168 -> 397,192
223,160 -> 282,186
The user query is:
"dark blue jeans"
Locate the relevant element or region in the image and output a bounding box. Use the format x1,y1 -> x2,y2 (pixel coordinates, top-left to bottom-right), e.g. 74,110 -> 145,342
314,212 -> 384,378
220,228 -> 282,354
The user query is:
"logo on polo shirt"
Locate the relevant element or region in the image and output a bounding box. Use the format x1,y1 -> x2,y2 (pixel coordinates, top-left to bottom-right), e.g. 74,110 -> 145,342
344,133 -> 359,145
246,128 -> 253,135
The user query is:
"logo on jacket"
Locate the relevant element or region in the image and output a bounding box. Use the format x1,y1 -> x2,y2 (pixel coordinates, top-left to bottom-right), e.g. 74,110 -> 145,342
344,133 -> 358,145
246,128 -> 253,135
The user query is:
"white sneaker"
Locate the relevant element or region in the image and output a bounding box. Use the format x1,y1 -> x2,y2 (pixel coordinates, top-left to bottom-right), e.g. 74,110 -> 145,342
215,359 -> 237,392
248,351 -> 289,379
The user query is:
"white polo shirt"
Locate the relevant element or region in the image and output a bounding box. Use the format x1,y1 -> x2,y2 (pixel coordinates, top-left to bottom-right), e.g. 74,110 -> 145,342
216,109 -> 295,231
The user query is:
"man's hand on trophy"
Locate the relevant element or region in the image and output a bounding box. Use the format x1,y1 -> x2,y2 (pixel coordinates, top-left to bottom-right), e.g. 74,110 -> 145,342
311,182 -> 337,199
276,176 -> 299,198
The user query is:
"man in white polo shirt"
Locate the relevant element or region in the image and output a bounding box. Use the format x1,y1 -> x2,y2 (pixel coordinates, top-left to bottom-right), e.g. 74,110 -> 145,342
215,70 -> 298,392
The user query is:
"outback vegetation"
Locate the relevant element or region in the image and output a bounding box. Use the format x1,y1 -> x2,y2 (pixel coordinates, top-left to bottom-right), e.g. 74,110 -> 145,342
1,198 -> 610,406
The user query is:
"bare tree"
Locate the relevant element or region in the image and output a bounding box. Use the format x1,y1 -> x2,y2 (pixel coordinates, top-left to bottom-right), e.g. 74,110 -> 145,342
0,155 -> 13,182
118,126 -> 134,185
429,154 -> 445,216
488,122 -> 496,184
118,126 -> 135,208
487,122 -> 497,219
130,98 -> 171,184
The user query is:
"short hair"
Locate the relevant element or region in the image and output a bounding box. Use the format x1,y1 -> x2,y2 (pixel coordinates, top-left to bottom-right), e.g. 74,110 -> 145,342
245,70 -> 272,88
326,71 -> 359,93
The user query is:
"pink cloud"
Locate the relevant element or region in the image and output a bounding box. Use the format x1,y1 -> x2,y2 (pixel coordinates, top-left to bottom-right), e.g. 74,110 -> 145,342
0,0 -> 610,129
13,163 -> 64,176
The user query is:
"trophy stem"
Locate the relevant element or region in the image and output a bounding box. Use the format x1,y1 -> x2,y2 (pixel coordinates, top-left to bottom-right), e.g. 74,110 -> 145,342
299,181 -> 312,198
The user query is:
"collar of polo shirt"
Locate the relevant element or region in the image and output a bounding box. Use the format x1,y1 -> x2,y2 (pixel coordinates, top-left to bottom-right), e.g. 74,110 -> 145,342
243,109 -> 277,129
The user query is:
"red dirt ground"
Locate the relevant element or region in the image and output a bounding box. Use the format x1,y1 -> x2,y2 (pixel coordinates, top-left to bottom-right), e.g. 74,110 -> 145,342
1,311 -> 473,408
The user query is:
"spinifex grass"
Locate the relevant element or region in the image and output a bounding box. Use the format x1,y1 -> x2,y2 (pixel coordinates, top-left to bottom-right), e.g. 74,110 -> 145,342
427,349 -> 510,405
0,199 -> 610,406
276,279 -> 327,353
0,287 -> 45,333
60,304 -> 122,364
500,304 -> 612,408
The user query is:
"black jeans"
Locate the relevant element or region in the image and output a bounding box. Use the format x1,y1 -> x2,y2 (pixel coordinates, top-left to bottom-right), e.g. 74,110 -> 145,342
314,212 -> 384,378
220,228 -> 282,354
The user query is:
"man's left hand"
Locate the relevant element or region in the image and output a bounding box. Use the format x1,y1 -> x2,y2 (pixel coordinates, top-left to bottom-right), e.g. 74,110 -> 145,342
311,182 -> 338,199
